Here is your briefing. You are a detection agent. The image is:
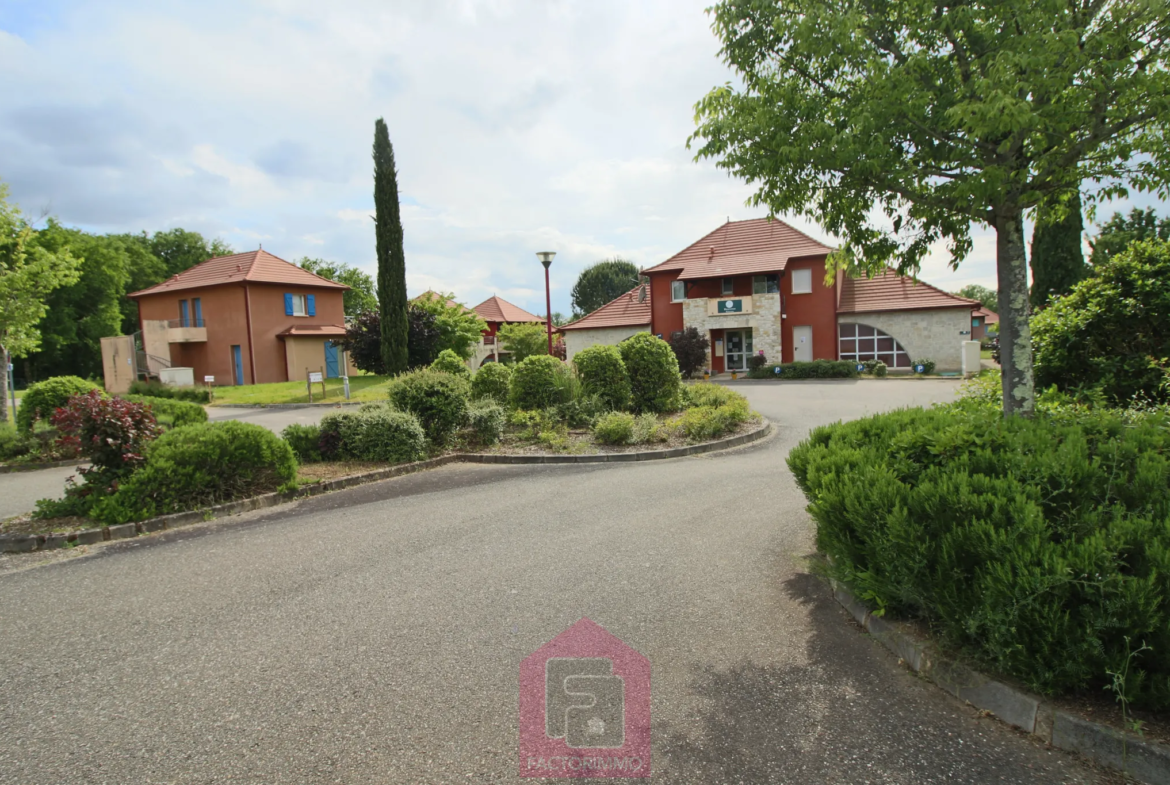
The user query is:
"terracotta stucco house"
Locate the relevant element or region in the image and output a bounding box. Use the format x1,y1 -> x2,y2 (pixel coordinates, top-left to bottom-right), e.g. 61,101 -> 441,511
128,250 -> 355,385
470,295 -> 545,366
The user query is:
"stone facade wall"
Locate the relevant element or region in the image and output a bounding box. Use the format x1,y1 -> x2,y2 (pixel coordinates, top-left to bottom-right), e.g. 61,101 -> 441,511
682,293 -> 783,368
563,326 -> 650,362
838,308 -> 970,372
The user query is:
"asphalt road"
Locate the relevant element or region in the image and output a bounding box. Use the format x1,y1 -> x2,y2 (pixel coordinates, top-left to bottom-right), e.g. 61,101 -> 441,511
0,380 -> 1109,784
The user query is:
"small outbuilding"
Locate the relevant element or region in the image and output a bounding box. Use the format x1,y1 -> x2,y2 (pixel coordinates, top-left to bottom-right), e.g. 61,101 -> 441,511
558,287 -> 651,362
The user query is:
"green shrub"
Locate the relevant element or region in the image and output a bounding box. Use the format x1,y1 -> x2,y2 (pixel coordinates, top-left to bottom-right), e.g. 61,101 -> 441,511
669,326 -> 708,379
318,410 -> 365,459
619,333 -> 680,413
128,380 -> 211,403
0,423 -> 35,461
92,421 -> 297,524
387,369 -> 471,445
17,376 -> 101,431
681,382 -> 742,409
466,400 -> 506,446
872,361 -> 887,378
911,358 -> 936,375
752,360 -> 859,380
471,362 -> 512,404
1033,238 -> 1170,404
556,395 -> 606,429
122,394 -> 208,428
678,398 -> 751,441
510,355 -> 570,411
351,408 -> 426,463
632,413 -> 672,444
593,411 -> 636,445
282,423 -> 323,463
787,406 -> 1170,709
573,345 -> 631,410
430,349 -> 471,379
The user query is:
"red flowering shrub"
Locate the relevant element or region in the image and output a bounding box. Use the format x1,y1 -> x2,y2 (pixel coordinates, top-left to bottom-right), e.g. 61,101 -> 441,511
51,390 -> 161,477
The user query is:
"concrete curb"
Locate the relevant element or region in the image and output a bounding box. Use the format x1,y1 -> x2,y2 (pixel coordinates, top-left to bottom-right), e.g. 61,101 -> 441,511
0,421 -> 770,554
0,459 -> 85,474
831,582 -> 1170,784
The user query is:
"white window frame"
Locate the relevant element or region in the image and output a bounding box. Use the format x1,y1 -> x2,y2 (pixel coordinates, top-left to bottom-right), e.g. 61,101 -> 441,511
753,274 -> 780,294
790,268 -> 813,295
291,294 -> 307,316
671,280 -> 687,302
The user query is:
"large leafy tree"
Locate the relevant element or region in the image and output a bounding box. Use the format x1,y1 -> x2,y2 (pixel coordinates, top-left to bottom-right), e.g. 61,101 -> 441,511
298,257 -> 378,317
571,258 -> 640,317
692,0 -> 1170,416
497,322 -> 548,363
412,293 -> 487,359
374,118 -> 409,374
0,184 -> 80,423
146,228 -> 233,277
1030,192 -> 1087,309
1089,207 -> 1170,266
954,284 -> 997,313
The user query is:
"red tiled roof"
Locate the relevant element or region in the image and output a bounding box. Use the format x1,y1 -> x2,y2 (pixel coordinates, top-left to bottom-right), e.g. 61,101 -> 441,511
642,217 -> 835,281
128,250 -> 349,297
559,287 -> 652,331
412,290 -> 474,313
473,295 -> 544,324
277,324 -> 348,337
973,306 -> 1000,324
838,268 -> 980,314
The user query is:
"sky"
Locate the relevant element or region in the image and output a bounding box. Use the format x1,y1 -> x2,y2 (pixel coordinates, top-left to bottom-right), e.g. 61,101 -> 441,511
0,0 -> 1164,318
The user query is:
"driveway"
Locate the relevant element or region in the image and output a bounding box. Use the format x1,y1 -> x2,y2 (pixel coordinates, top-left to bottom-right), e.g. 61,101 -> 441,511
0,380 -> 1107,783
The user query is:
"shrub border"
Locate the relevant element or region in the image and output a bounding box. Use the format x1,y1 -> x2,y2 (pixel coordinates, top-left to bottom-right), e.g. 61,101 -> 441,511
0,420 -> 771,554
830,580 -> 1170,783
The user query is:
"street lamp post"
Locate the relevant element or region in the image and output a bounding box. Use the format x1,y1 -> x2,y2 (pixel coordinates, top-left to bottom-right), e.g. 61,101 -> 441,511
537,251 -> 556,355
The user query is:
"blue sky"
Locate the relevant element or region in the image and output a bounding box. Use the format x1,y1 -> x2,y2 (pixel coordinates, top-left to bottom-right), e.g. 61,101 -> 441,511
0,0 -> 1164,318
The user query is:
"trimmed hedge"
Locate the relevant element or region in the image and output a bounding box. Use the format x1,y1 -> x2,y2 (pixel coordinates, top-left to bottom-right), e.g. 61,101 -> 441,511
619,333 -> 680,413
573,345 -> 631,411
282,423 -> 323,463
318,408 -> 427,462
17,376 -> 101,430
471,362 -> 512,404
430,349 -> 471,379
387,369 -> 471,445
509,355 -> 569,411
128,380 -> 211,403
92,421 -> 297,524
749,360 -> 859,379
466,400 -> 506,445
122,394 -> 208,428
788,406 -> 1170,709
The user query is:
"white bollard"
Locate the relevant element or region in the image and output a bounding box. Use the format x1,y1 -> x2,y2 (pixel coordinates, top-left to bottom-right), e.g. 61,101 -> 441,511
961,341 -> 981,377
342,375 -> 351,400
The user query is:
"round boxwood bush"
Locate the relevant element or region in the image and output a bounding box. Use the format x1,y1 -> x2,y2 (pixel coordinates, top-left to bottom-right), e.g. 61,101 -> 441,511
318,410 -> 365,459
466,400 -> 506,445
573,345 -> 631,410
509,355 -> 569,411
471,362 -> 512,404
387,369 -> 470,445
17,376 -> 101,431
619,333 -> 681,413
91,421 -> 297,524
352,408 -> 427,462
430,348 -> 471,380
282,423 -> 323,463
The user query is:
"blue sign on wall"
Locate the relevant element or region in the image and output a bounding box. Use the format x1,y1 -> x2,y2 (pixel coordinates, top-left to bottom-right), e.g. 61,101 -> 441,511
717,299 -> 743,314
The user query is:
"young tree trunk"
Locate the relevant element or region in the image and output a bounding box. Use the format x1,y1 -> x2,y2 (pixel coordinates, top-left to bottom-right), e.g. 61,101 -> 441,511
0,345 -> 8,425
994,209 -> 1036,417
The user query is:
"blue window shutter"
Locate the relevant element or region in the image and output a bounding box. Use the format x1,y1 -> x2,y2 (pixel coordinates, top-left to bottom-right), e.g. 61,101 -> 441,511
307,294 -> 316,316
284,293 -> 294,315
193,298 -> 203,327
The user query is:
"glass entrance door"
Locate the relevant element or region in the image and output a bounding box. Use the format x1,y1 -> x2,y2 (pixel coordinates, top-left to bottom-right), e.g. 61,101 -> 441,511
725,329 -> 753,371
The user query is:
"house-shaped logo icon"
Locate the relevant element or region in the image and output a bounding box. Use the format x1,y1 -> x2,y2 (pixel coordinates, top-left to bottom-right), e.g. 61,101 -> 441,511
519,618 -> 651,778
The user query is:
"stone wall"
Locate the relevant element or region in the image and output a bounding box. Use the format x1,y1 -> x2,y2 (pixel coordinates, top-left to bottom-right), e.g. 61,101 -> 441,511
682,293 -> 783,368
563,326 -> 650,362
838,308 -> 970,371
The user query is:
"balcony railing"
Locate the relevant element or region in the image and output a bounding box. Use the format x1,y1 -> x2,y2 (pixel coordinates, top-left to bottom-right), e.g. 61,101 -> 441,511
166,316 -> 206,328
482,335 -> 496,346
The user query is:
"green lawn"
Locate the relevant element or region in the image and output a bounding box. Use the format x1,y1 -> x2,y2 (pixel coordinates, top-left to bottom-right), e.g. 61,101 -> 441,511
211,375 -> 394,405
980,349 -> 993,360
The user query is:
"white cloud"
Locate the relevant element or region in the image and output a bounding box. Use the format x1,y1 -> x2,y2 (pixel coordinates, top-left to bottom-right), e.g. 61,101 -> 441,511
1,0 -> 1165,315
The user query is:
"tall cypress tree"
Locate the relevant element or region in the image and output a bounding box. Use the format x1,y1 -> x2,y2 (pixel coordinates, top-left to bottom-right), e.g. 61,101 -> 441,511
1030,191 -> 1087,310
374,118 -> 409,374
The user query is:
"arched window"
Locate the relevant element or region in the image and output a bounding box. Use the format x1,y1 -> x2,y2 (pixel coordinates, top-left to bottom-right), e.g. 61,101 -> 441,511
838,323 -> 911,368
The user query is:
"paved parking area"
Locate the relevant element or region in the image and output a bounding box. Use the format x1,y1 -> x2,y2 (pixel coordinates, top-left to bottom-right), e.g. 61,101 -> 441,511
0,380 -> 1111,783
